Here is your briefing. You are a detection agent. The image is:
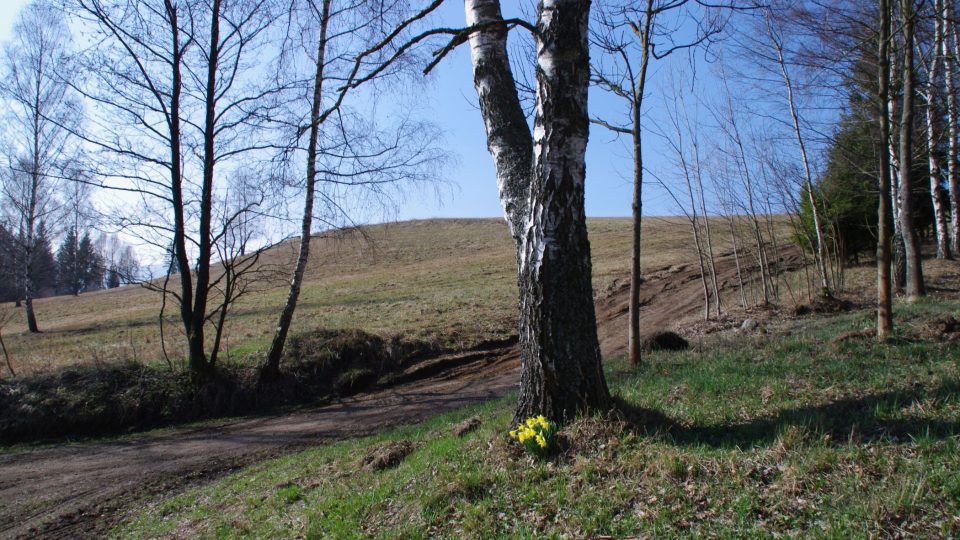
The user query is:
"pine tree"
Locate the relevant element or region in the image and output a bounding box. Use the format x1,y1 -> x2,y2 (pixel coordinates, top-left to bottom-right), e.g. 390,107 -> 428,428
56,228 -> 81,295
31,222 -> 57,297
78,232 -> 104,292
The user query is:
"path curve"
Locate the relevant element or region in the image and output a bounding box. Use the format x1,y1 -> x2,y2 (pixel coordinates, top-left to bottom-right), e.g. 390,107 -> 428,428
0,348 -> 520,539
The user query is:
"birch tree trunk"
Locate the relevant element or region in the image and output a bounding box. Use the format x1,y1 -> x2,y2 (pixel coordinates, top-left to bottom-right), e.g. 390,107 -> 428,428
466,0 -> 610,422
888,45 -> 908,291
767,17 -> 831,297
925,0 -> 952,259
945,0 -> 960,256
263,0 -> 332,376
898,0 -> 926,300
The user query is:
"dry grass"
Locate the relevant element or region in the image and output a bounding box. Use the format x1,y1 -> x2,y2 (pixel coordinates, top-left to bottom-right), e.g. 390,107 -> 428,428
1,216 -> 794,375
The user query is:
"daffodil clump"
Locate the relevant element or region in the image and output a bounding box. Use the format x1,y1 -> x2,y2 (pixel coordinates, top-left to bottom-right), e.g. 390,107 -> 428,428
509,415 -> 556,457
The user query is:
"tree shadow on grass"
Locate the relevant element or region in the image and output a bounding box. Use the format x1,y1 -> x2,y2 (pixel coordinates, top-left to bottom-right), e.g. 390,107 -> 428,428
613,379 -> 960,449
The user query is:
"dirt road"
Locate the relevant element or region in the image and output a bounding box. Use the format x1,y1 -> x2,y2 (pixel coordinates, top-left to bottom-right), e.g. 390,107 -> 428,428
0,346 -> 520,538
0,246 -> 804,538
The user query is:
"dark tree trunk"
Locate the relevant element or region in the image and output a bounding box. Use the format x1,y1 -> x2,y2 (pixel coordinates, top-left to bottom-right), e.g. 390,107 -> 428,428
628,118 -> 642,365
263,0 -> 332,376
163,0 -> 196,372
877,0 -> 894,338
466,0 -> 610,423
898,0 -> 925,301
188,0 -> 224,375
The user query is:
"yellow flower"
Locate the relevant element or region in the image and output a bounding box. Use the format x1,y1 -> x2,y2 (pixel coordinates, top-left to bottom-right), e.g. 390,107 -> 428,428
526,418 -> 536,428
536,434 -> 547,448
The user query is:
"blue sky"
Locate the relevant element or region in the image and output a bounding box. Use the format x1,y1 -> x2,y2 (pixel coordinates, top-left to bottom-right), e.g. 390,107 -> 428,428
400,1 -> 671,221
0,0 -> 729,225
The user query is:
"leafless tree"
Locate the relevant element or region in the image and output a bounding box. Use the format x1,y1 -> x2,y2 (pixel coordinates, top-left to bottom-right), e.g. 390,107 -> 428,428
712,70 -> 772,305
589,0 -> 730,366
261,0 -> 447,376
71,0 -> 291,375
0,1 -> 80,332
918,0 -> 952,260
757,7 -> 833,297
655,74 -> 720,320
943,0 -> 960,255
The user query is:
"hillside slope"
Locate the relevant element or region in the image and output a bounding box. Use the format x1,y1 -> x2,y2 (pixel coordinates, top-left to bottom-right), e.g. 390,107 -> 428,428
2,217 -> 755,374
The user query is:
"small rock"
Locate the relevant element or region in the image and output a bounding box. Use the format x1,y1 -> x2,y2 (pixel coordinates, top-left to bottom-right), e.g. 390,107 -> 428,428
452,416 -> 482,437
740,318 -> 759,332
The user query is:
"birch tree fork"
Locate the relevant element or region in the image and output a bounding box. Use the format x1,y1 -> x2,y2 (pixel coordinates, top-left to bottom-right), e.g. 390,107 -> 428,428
465,0 -> 610,422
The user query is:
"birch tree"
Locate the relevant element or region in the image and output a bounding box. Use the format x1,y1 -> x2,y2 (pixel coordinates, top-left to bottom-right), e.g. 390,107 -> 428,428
761,9 -> 832,297
943,0 -> 960,255
918,0 -> 952,260
589,0 -> 726,366
0,1 -> 80,333
464,0 -> 610,421
262,0 -> 446,376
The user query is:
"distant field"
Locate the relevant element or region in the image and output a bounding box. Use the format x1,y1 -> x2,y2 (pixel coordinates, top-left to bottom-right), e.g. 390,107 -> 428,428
2,216 -> 793,375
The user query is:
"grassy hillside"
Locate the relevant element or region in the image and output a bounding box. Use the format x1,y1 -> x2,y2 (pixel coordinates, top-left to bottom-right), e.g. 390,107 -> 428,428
115,299 -> 960,538
1,217 -> 750,375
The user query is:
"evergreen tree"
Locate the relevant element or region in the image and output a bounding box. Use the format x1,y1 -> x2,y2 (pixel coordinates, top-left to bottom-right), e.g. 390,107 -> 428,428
0,226 -> 18,302
56,228 -> 81,295
106,267 -> 121,289
31,222 -> 57,297
77,232 -> 104,292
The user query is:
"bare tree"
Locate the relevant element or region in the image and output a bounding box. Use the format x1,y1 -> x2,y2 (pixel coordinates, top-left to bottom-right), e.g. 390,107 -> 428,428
712,72 -> 772,305
943,0 -> 960,255
656,75 -> 718,320
761,9 -> 832,297
72,0 -> 289,375
262,0 -> 446,376
898,0 -> 926,300
463,0 -> 610,421
0,1 -> 80,332
589,0 -> 728,366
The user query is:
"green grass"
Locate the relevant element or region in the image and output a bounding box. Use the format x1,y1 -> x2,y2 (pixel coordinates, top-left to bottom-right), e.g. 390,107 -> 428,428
115,300 -> 960,539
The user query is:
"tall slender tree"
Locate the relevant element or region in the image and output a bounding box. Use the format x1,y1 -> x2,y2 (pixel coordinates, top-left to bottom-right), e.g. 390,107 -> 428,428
0,1 -> 80,332
878,0 -> 895,338
898,0 -> 926,300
